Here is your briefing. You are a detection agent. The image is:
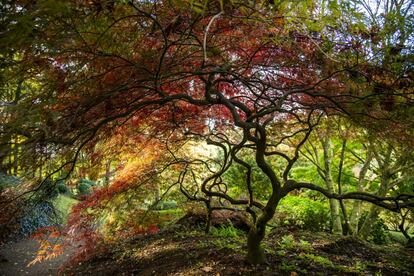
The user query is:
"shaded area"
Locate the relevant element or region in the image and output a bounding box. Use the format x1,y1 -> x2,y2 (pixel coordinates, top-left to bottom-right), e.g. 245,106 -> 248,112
0,238 -> 75,276
63,226 -> 414,275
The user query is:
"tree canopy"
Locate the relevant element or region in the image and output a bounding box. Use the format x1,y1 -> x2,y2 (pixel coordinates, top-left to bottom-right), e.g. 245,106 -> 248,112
1,0 -> 413,265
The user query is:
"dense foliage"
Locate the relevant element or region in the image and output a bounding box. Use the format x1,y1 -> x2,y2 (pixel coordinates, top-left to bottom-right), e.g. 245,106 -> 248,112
0,0 -> 413,268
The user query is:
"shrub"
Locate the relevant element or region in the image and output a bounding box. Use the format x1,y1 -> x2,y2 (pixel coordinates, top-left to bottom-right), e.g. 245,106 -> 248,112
152,200 -> 177,210
279,234 -> 295,249
0,189 -> 23,244
211,224 -> 243,239
370,218 -> 389,245
57,181 -> 69,194
275,195 -> 330,231
31,179 -> 60,200
19,201 -> 60,237
0,172 -> 20,190
76,179 -> 96,196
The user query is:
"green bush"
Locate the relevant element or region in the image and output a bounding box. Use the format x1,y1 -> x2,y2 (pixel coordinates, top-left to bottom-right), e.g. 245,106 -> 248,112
37,179 -> 59,199
76,178 -> 95,196
0,172 -> 20,191
371,218 -> 389,245
56,181 -> 69,194
152,200 -> 177,210
211,224 -> 243,239
279,234 -> 295,249
275,195 -> 330,231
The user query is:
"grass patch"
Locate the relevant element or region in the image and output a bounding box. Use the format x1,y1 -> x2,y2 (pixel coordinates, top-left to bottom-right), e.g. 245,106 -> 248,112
211,224 -> 243,239
388,230 -> 411,244
53,194 -> 79,223
299,253 -> 334,268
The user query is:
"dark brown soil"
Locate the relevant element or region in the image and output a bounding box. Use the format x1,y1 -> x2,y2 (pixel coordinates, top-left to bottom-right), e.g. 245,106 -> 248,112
319,236 -> 380,259
0,238 -> 76,276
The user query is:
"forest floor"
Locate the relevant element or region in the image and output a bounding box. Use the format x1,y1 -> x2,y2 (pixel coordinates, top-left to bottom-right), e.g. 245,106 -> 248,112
1,225 -> 413,276
61,225 -> 414,276
0,238 -> 76,276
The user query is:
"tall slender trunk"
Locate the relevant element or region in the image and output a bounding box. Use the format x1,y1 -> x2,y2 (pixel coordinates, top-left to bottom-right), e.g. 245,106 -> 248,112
337,139 -> 350,235
358,175 -> 389,239
350,194 -> 363,234
13,136 -> 18,176
327,184 -> 342,235
323,136 -> 343,235
350,147 -> 373,234
104,160 -> 111,185
39,159 -> 43,178
8,151 -> 12,175
398,210 -> 412,243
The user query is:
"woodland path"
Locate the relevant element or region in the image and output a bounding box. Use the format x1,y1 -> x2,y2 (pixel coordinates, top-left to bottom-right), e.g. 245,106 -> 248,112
0,238 -> 75,276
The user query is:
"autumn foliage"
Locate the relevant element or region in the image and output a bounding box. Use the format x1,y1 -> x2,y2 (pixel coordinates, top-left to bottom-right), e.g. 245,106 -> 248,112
1,0 -> 413,267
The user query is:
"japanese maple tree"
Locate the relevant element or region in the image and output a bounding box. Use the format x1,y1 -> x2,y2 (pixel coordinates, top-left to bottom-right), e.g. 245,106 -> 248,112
1,0 -> 413,264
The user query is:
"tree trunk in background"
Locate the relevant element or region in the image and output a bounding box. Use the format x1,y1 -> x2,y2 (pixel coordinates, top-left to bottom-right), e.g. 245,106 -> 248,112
358,175 -> 389,239
337,139 -> 350,235
350,147 -> 373,234
13,136 -> 18,176
39,160 -> 43,178
327,183 -> 343,235
8,152 -> 12,175
323,136 -> 343,235
0,140 -> 10,173
104,160 -> 112,185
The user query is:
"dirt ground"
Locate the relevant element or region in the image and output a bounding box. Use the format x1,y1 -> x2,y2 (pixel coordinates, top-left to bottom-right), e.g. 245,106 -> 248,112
0,238 -> 75,276
1,225 -> 413,276
62,226 -> 414,276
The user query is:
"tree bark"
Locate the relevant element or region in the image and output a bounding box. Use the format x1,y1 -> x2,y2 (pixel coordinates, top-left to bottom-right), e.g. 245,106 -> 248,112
13,136 -> 18,176
246,222 -> 266,264
358,175 -> 389,239
398,211 -> 412,243
205,201 -> 212,234
323,136 -> 343,235
337,139 -> 350,235
104,160 -> 112,185
245,193 -> 282,264
350,147 -> 373,234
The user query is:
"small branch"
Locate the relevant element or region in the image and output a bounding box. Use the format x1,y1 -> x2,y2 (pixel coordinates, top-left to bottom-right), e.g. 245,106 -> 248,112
203,11 -> 223,64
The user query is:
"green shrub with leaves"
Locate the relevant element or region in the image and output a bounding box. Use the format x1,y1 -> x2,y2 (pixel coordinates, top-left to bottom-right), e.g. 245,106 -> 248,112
56,181 -> 69,194
221,154 -> 271,200
370,218 -> 389,245
152,200 -> 177,210
0,172 -> 20,191
211,224 -> 243,239
35,179 -> 59,200
76,178 -> 96,196
275,195 -> 330,231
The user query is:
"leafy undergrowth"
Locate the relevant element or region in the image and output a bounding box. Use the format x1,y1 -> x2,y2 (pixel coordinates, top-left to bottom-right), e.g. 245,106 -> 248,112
53,195 -> 79,223
62,225 -> 414,275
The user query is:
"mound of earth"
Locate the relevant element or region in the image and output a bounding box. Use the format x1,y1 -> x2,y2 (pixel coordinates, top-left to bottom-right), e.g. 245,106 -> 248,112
176,210 -> 250,231
319,236 -> 381,260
